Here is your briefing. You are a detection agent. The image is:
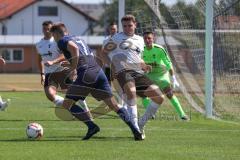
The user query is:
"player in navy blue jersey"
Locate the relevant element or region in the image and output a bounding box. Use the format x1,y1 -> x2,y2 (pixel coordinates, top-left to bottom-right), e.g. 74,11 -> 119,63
50,22 -> 143,140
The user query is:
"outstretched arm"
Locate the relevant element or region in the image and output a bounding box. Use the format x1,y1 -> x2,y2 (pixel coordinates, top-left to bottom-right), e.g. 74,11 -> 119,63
44,54 -> 65,66
36,54 -> 45,85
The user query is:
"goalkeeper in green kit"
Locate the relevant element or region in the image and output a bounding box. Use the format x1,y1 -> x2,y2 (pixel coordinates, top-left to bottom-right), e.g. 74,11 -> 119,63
138,31 -> 188,128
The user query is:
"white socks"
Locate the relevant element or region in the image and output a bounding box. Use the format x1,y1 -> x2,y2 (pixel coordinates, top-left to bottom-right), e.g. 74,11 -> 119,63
53,95 -> 89,114
53,95 -> 64,107
0,96 -> 9,111
75,99 -> 89,111
127,105 -> 140,131
139,101 -> 159,130
117,93 -> 128,110
0,96 -> 3,105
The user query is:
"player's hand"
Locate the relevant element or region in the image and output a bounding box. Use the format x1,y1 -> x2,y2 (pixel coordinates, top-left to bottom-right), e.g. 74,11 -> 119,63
60,61 -> 71,68
69,69 -> 77,82
0,58 -> 6,65
44,61 -> 54,66
142,64 -> 152,73
171,75 -> 180,88
41,74 -> 45,85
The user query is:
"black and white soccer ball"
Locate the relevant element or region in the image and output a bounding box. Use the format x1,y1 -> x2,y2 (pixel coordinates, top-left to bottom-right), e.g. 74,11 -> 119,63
26,122 -> 43,140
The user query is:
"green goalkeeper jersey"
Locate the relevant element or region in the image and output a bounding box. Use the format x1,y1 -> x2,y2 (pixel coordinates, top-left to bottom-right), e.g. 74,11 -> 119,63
143,43 -> 172,76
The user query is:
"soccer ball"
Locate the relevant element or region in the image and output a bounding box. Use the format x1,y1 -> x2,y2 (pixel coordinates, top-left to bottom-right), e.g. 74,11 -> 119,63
26,122 -> 43,140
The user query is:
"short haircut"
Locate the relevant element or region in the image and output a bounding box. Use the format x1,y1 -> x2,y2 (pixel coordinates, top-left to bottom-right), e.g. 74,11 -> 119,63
42,20 -> 53,26
50,22 -> 67,35
143,31 -> 154,36
121,14 -> 136,23
109,21 -> 117,26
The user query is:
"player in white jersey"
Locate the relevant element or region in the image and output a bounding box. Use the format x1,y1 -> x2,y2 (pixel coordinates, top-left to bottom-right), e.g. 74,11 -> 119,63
36,21 -> 88,109
0,57 -> 9,111
102,22 -> 129,110
102,15 -> 165,137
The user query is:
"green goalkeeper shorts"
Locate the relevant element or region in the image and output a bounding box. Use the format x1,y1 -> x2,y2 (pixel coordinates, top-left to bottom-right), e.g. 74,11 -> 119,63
145,72 -> 171,91
142,72 -> 171,108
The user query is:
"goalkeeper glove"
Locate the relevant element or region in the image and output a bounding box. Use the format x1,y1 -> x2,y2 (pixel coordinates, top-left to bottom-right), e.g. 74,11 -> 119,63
171,75 -> 180,88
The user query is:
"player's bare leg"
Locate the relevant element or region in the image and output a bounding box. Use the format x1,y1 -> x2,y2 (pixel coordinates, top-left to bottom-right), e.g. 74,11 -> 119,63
122,81 -> 140,132
138,85 -> 164,135
163,87 -> 188,120
44,86 -> 64,107
112,79 -> 128,110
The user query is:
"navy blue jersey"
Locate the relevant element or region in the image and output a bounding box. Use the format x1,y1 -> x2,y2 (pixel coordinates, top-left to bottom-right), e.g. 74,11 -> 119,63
57,35 -> 98,69
57,36 -> 112,101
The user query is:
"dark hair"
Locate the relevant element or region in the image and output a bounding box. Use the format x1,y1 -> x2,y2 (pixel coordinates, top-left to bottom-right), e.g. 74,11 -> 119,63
109,21 -> 117,26
121,14 -> 136,23
42,20 -> 53,26
143,31 -> 154,36
50,22 -> 67,35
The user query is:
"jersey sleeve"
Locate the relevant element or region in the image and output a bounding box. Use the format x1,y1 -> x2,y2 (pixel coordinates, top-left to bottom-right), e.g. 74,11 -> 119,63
159,47 -> 172,71
58,38 -> 68,51
139,37 -> 145,58
103,36 -> 111,46
35,42 -> 41,54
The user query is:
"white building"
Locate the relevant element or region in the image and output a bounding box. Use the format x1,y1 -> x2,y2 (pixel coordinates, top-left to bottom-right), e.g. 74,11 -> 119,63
0,0 -> 97,35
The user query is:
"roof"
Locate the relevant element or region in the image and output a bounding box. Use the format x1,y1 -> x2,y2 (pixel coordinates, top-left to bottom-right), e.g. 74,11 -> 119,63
0,0 -> 97,21
0,0 -> 35,20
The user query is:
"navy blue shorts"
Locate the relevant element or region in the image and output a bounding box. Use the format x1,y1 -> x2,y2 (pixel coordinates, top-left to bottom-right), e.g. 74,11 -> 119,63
66,68 -> 113,101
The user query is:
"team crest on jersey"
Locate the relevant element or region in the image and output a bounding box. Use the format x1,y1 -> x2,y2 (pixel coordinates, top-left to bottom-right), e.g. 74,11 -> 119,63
104,41 -> 117,51
119,41 -> 132,50
119,40 -> 141,53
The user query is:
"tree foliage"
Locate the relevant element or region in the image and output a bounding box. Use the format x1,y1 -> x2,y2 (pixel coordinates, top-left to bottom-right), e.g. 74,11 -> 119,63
99,0 -> 240,30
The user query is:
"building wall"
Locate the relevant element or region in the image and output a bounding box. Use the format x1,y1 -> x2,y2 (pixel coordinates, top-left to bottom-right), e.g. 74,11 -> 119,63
4,0 -> 90,35
0,45 -> 38,72
0,45 -> 102,73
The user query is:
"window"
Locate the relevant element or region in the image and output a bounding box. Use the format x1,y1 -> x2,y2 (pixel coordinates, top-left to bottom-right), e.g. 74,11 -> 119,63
2,24 -> 7,35
0,48 -> 24,63
13,50 -> 23,61
1,49 -> 11,61
38,6 -> 58,16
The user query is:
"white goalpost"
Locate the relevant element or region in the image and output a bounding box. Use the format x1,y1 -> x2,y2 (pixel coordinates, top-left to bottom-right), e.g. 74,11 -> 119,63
205,0 -> 214,118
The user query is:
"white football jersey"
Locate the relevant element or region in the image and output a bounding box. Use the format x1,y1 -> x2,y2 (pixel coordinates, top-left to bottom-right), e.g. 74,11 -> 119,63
36,37 -> 64,74
103,35 -> 111,46
103,32 -> 144,74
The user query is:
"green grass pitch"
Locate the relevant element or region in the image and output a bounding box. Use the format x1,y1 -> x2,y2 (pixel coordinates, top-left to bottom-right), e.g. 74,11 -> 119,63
0,92 -> 240,160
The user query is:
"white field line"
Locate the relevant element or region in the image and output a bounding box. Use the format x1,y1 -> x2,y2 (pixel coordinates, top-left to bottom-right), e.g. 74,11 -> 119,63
213,117 -> 240,126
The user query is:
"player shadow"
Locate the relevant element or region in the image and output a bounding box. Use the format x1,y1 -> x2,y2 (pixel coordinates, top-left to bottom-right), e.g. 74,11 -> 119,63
0,136 -> 133,142
46,135 -> 133,141
89,136 -> 133,141
0,138 -> 82,142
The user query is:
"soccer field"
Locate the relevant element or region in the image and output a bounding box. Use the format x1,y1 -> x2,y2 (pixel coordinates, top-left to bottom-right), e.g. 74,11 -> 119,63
0,92 -> 240,160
